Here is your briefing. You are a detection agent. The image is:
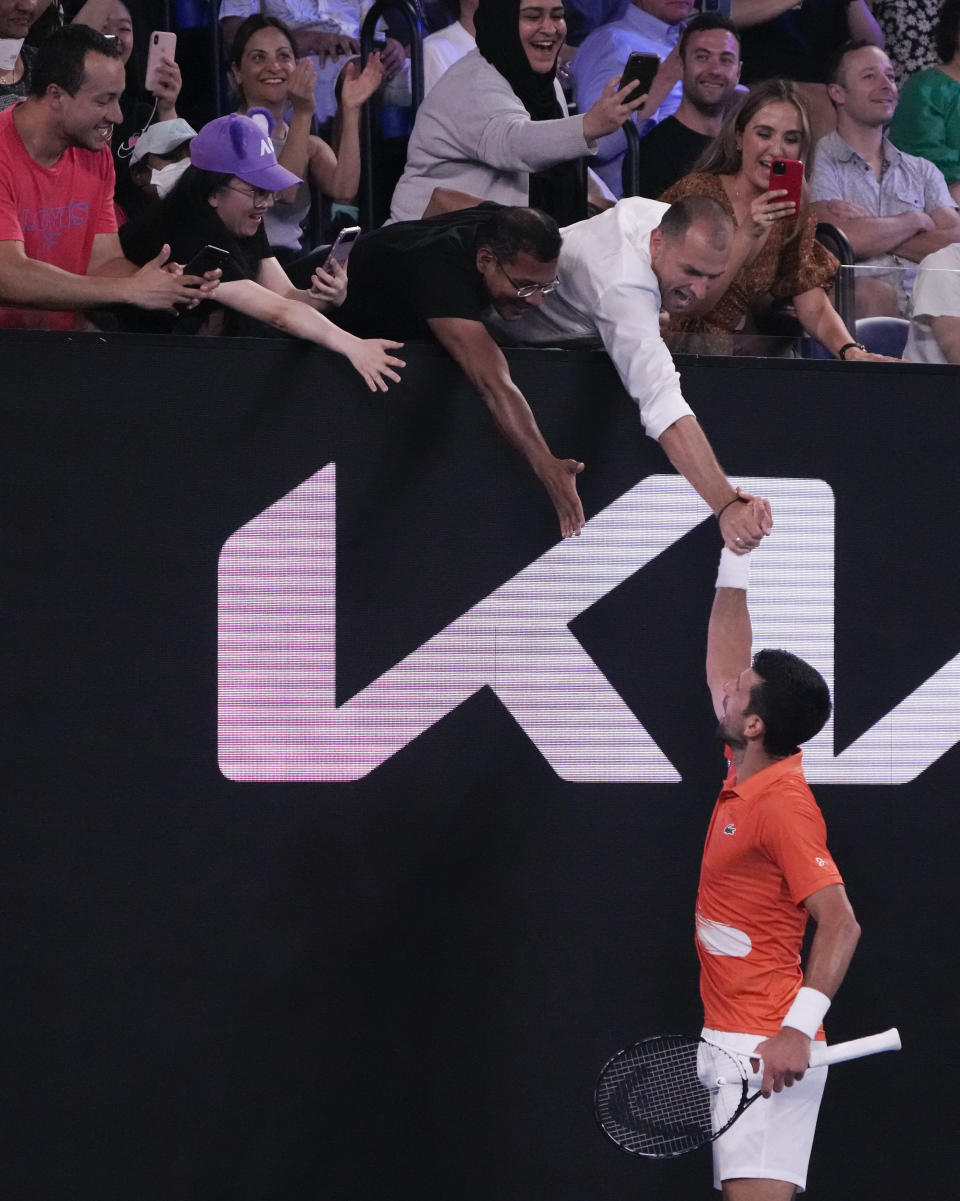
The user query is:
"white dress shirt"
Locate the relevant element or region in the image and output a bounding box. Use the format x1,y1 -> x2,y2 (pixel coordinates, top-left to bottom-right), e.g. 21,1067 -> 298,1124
507,197 -> 694,441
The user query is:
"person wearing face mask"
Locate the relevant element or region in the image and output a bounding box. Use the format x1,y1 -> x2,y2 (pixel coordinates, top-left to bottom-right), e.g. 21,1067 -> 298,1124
659,77 -> 894,359
124,116 -> 197,217
388,0 -> 645,225
118,112 -> 405,392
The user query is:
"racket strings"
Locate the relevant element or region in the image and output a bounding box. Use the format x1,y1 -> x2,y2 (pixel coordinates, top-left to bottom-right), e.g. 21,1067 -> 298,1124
595,1036 -> 745,1157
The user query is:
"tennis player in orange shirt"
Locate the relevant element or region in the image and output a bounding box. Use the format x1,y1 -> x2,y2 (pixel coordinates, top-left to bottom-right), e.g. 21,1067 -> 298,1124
698,538 -> 862,1200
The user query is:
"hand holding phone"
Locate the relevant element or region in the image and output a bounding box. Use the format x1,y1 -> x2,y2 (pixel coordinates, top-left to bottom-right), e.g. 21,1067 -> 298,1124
182,244 -> 231,277
173,244 -> 229,313
146,30 -> 177,94
768,158 -> 803,220
322,225 -> 361,272
308,258 -> 348,307
618,51 -> 660,103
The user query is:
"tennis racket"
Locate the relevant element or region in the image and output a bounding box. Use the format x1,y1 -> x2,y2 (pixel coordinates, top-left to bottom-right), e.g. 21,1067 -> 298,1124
594,1027 -> 901,1159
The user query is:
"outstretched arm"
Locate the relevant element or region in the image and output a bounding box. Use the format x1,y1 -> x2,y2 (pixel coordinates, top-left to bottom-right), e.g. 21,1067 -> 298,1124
659,416 -> 773,552
427,316 -> 585,538
706,547 -> 753,720
217,277 -> 404,392
0,237 -> 211,312
753,883 -> 861,1096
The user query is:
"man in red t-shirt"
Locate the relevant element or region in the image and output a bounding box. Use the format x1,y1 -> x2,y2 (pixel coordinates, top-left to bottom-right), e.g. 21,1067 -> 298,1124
699,538 -> 862,1200
0,24 -> 212,329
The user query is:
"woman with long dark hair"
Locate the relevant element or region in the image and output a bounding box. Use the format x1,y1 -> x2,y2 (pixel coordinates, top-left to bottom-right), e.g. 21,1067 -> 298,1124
389,0 -> 643,225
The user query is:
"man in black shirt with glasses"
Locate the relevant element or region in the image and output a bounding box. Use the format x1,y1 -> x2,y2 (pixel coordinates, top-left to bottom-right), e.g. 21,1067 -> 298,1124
335,203 -> 586,540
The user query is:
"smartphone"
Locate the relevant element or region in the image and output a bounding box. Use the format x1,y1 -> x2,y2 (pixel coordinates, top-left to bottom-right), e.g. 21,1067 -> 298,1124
182,244 -> 231,277
618,51 -> 660,101
769,158 -> 803,219
322,226 -> 361,271
0,37 -> 23,72
145,30 -> 177,94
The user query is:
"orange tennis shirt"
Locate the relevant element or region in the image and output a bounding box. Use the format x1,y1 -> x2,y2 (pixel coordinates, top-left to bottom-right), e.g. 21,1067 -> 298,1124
696,751 -> 843,1037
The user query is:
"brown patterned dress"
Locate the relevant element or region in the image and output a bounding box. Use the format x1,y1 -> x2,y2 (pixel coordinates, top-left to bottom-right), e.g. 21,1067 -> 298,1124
659,172 -> 838,337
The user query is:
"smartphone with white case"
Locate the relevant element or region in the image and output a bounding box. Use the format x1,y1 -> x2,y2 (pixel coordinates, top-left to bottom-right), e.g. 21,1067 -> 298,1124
145,31 -> 177,94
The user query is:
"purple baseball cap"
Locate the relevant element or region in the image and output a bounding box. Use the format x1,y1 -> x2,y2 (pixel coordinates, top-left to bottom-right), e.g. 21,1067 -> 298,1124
189,113 -> 301,191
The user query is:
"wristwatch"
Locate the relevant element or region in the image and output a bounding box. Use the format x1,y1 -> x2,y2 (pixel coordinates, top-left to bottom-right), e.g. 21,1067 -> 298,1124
838,341 -> 866,360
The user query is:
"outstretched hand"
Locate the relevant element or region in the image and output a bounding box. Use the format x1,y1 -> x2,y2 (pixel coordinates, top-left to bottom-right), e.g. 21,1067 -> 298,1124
537,456 -> 585,538
718,486 -> 773,554
346,337 -> 405,392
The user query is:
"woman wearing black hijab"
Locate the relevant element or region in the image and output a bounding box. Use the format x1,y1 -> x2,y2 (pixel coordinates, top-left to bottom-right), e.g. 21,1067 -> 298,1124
389,0 -> 643,224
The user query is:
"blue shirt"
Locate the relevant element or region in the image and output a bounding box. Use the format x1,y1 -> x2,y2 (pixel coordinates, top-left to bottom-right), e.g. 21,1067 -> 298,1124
570,3 -> 684,195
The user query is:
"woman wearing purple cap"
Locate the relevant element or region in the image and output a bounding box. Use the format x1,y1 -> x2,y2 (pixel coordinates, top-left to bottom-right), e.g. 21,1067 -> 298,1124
119,113 -> 404,392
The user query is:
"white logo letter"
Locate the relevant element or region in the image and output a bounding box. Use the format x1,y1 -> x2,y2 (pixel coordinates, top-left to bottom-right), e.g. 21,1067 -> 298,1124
219,467 -> 718,781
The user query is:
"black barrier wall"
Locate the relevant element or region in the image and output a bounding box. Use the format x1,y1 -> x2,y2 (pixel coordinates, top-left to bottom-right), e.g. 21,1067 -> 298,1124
3,332 -> 955,1199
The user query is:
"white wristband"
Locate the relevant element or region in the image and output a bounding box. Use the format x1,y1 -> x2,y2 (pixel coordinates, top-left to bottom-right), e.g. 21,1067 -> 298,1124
781,986 -> 831,1039
715,546 -> 752,590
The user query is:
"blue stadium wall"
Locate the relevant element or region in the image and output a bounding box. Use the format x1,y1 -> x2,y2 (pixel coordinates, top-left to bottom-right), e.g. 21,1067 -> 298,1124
4,331 -> 953,1198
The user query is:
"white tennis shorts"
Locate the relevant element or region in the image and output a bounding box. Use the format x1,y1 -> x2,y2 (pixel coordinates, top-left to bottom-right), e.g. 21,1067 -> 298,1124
701,1028 -> 828,1193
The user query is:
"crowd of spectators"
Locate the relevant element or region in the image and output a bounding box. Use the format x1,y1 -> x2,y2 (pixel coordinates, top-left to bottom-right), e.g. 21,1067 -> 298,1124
2,0 -> 960,526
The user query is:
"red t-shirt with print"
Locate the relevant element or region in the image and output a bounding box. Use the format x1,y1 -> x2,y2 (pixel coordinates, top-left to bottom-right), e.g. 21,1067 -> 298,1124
0,105 -> 117,329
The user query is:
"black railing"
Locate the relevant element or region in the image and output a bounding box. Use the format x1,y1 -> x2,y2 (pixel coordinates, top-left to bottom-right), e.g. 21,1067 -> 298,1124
359,0 -> 426,229
815,221 -> 856,333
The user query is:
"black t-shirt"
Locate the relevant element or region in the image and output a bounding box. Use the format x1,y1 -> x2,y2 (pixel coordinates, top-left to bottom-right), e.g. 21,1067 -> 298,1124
120,190 -> 268,279
626,115 -> 713,201
335,204 -> 502,340
118,183 -> 271,334
740,0 -> 850,84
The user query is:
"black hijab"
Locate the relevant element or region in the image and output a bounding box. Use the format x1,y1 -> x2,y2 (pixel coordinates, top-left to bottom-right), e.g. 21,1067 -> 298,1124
474,0 -> 584,224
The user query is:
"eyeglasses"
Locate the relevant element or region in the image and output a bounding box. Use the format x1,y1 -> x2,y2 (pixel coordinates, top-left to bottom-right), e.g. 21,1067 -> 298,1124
495,257 -> 560,298
225,182 -> 276,205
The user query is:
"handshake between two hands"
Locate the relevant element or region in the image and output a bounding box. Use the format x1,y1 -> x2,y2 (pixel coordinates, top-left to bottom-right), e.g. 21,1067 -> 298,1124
717,486 -> 774,554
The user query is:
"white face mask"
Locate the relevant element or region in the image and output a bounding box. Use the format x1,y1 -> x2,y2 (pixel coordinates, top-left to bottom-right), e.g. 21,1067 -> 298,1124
150,157 -> 191,197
